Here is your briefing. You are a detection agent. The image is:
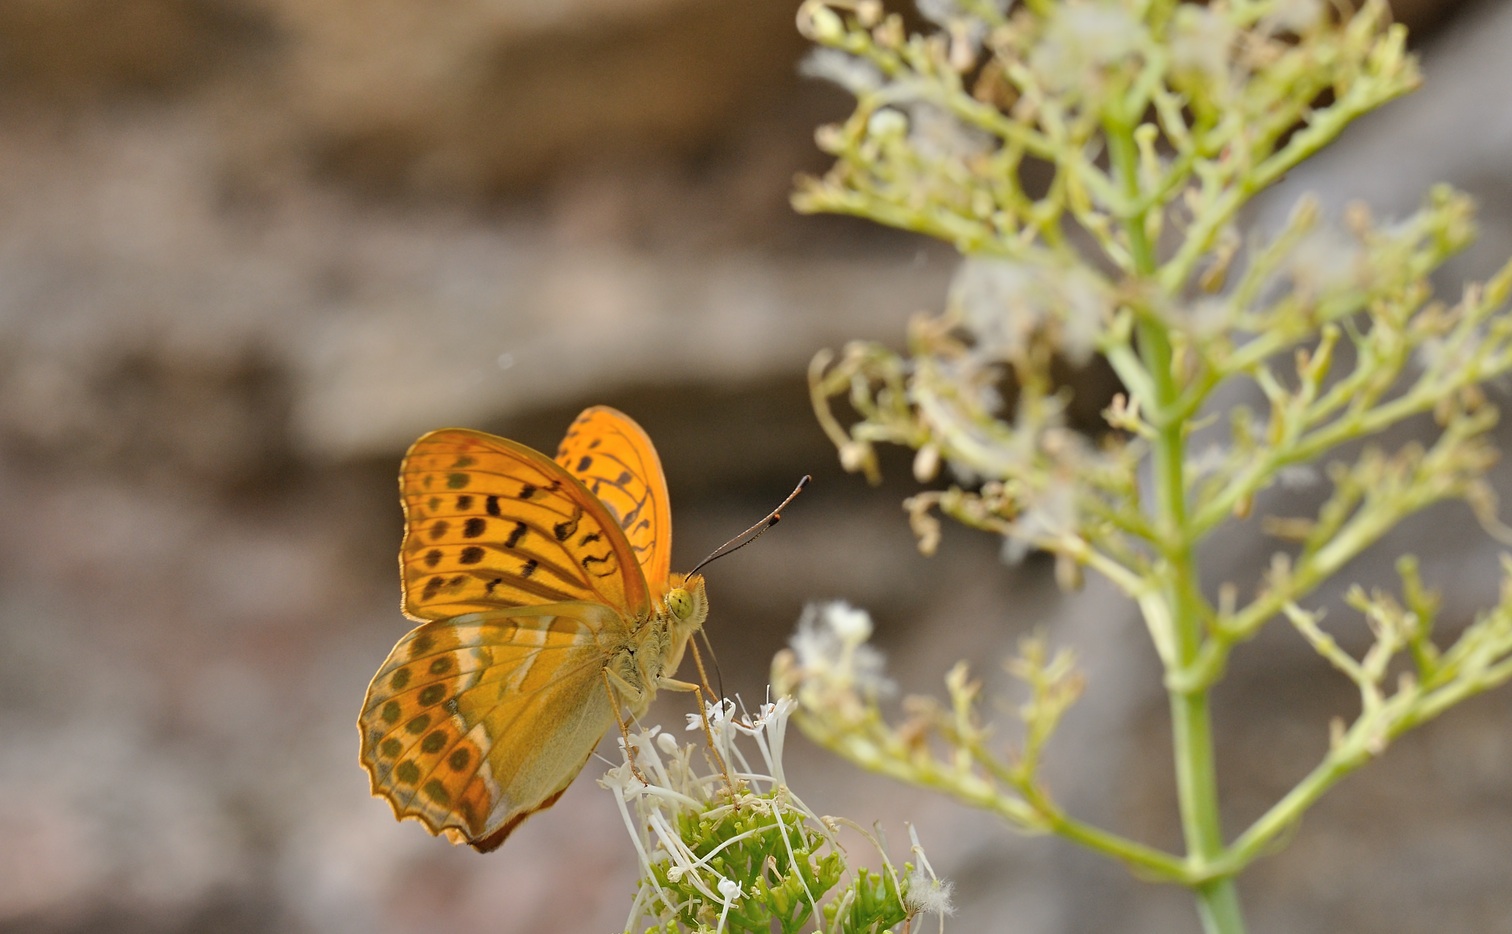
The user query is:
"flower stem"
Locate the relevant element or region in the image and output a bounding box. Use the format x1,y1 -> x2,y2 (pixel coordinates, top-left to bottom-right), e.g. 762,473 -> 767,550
1107,113 -> 1247,934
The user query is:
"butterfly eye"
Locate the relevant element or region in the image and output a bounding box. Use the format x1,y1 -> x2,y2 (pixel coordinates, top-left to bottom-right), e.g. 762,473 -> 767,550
666,587 -> 694,620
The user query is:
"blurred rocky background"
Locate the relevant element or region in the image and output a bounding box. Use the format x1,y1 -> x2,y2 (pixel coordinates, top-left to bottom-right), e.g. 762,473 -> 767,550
1,0 -> 1509,932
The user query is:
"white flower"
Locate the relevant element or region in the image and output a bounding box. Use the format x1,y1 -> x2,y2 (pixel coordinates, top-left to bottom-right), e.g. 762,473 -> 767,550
790,602 -> 896,699
827,602 -> 874,642
715,875 -> 744,930
1170,5 -> 1236,79
906,102 -> 993,162
1285,227 -> 1363,297
1278,464 -> 1320,489
951,256 -> 1108,365
1002,477 -> 1076,564
1182,295 -> 1236,340
952,258 -> 1039,357
867,107 -> 909,140
916,0 -> 1010,27
1263,0 -> 1324,35
799,47 -> 884,96
684,697 -> 735,734
1186,443 -> 1229,480
914,0 -> 1008,68
1030,2 -> 1146,92
904,825 -> 955,917
904,866 -> 956,917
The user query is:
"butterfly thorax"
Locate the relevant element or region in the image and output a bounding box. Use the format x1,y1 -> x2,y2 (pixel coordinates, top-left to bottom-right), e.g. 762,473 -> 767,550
602,574 -> 707,717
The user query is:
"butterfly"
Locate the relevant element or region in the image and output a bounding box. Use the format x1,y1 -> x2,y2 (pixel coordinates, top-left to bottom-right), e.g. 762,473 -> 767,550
358,406 -> 711,852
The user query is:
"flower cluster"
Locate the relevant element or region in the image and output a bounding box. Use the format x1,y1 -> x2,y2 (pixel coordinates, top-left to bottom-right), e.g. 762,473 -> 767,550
605,691 -> 950,933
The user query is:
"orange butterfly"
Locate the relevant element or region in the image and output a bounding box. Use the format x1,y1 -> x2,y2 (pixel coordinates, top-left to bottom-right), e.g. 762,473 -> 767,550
358,406 -> 709,852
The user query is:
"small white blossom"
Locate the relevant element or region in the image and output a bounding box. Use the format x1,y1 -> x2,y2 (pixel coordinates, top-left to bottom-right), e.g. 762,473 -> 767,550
790,601 -> 897,699
827,601 -> 874,642
915,0 -> 1008,67
867,107 -> 909,140
904,865 -> 956,917
1030,3 -> 1146,92
906,102 -> 993,161
684,697 -> 734,732
751,696 -> 795,728
715,875 -> 744,930
1186,443 -> 1229,480
619,727 -> 669,783
1263,0 -> 1324,35
1182,295 -> 1237,340
1278,464 -> 1320,489
904,825 -> 955,918
953,258 -> 1039,357
1415,334 -> 1478,378
1170,5 -> 1236,80
1285,227 -> 1363,297
916,0 -> 1010,27
1002,478 -> 1077,564
951,256 -> 1108,365
799,47 -> 884,96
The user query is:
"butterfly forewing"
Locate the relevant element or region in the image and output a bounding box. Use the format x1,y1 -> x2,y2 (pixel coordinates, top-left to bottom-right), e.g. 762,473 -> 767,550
555,406 -> 673,593
359,602 -> 629,850
400,428 -> 652,621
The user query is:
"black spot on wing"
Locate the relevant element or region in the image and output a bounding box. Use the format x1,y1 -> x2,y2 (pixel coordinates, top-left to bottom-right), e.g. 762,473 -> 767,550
581,552 -> 616,578
505,522 -> 527,548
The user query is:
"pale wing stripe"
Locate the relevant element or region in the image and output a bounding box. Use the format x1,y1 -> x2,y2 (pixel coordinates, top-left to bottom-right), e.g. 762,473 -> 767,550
363,619 -> 599,718
394,649 -> 606,817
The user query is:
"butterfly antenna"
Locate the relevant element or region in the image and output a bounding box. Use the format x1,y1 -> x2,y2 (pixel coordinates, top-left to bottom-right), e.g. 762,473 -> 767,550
688,475 -> 811,577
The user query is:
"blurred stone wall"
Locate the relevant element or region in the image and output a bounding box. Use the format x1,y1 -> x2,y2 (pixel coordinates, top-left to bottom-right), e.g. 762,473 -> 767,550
0,1 -> 1507,932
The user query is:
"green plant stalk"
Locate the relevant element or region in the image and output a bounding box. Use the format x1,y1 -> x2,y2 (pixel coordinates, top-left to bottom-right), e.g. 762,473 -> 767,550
1107,114 -> 1246,934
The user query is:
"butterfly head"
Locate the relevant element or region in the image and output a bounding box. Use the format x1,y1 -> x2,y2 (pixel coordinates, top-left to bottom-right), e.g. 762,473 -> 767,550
659,572 -> 708,678
664,572 -> 708,629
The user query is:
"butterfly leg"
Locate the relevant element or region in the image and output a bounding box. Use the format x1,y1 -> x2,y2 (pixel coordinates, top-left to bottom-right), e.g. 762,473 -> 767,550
602,668 -> 650,785
688,639 -> 722,711
657,675 -> 737,800
691,642 -> 744,800
684,641 -> 740,799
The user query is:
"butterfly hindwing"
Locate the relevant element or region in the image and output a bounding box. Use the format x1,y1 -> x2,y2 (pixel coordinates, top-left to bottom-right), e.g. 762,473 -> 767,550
400,428 -> 651,622
555,406 -> 673,593
359,602 -> 632,850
